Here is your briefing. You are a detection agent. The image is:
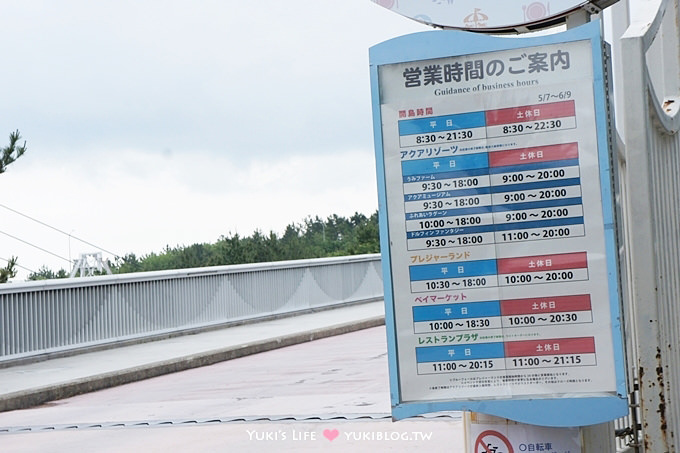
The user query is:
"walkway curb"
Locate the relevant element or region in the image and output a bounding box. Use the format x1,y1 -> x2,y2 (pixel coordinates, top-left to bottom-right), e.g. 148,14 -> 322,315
0,316 -> 385,413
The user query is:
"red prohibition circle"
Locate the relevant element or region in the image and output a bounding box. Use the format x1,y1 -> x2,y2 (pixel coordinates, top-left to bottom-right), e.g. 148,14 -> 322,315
474,429 -> 514,453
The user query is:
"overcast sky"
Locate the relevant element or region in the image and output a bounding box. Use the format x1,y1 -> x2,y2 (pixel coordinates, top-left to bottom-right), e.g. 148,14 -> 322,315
0,1 -> 429,280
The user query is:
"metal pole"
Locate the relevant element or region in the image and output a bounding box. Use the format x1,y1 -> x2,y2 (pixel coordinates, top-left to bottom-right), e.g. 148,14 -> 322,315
564,8 -> 619,453
582,422 -> 616,452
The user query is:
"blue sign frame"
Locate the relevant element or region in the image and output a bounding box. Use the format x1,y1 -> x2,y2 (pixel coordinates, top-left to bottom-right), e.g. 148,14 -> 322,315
369,21 -> 628,427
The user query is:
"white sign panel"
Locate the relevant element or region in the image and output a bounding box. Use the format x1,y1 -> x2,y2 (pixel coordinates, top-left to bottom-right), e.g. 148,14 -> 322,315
465,413 -> 582,453
370,23 -> 627,425
371,0 -> 620,32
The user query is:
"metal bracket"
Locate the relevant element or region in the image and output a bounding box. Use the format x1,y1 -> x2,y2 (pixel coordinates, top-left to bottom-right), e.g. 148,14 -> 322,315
615,382 -> 642,451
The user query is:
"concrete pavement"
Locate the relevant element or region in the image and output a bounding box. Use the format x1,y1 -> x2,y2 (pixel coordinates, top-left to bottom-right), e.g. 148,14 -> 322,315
0,301 -> 385,413
0,302 -> 465,452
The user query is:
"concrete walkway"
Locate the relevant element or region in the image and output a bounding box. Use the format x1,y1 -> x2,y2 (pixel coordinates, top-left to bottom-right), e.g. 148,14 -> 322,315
0,317 -> 466,453
0,301 -> 385,413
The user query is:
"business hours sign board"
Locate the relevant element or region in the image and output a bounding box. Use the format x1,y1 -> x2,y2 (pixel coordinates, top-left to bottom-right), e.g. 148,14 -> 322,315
369,21 -> 627,427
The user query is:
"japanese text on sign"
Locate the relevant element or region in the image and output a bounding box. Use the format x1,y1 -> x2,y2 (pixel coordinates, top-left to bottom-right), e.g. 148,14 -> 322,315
376,38 -> 618,404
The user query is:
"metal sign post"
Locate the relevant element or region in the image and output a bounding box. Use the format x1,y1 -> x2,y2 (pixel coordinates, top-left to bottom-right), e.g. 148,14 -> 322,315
369,20 -> 627,429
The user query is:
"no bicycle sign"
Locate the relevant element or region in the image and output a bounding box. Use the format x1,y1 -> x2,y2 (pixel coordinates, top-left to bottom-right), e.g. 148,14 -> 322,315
466,413 -> 581,453
474,430 -> 514,453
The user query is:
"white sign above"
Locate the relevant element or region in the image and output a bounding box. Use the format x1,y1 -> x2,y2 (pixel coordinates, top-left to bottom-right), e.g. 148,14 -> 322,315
371,0 -> 620,33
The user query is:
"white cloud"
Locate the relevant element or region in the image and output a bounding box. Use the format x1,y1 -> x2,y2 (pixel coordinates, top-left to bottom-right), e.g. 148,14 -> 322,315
0,147 -> 379,280
0,1 -> 429,281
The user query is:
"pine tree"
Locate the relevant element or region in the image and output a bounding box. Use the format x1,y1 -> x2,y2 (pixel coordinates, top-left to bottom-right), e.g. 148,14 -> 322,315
0,256 -> 18,283
0,130 -> 27,174
0,131 -> 27,283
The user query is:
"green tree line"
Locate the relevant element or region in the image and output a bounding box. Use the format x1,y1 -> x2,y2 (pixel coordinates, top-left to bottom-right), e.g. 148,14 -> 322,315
27,211 -> 380,280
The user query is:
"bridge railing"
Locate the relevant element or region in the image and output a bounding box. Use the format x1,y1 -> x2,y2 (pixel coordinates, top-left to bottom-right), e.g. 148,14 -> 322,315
0,254 -> 383,363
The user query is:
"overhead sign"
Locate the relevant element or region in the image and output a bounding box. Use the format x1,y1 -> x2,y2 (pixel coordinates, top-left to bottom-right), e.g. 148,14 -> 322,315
369,21 -> 627,426
371,0 -> 621,33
